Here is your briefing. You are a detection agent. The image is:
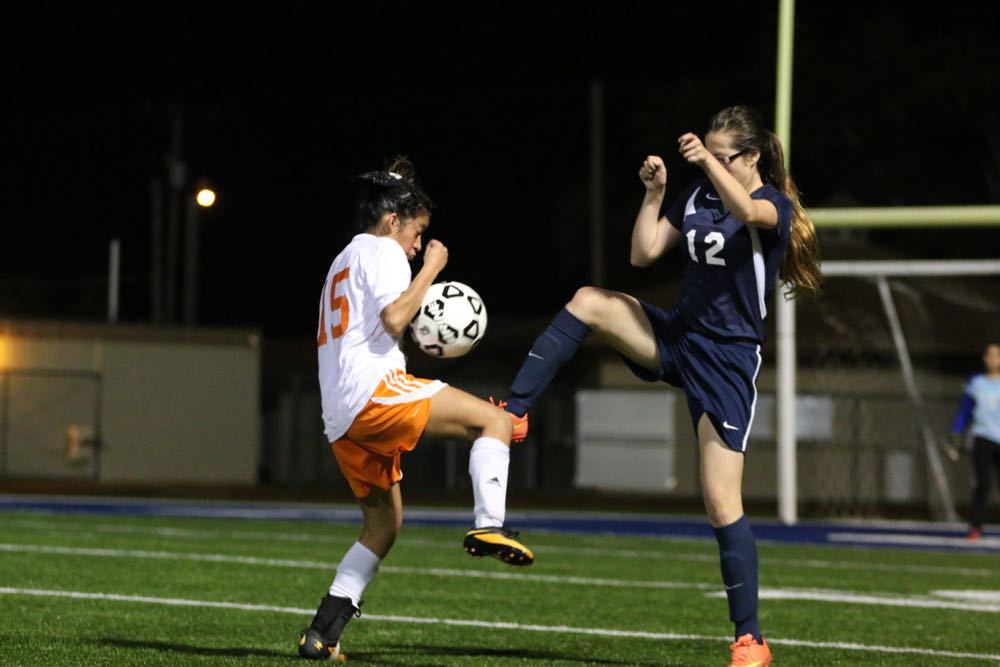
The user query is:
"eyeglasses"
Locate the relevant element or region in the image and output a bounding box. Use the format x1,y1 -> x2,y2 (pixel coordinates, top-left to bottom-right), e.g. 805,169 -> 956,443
714,148 -> 753,166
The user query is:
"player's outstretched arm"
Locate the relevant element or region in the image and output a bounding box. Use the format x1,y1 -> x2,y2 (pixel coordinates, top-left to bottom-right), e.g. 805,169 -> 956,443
381,240 -> 448,337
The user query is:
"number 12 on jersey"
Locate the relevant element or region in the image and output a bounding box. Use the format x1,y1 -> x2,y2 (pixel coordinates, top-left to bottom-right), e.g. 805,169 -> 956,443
686,229 -> 726,266
317,267 -> 350,346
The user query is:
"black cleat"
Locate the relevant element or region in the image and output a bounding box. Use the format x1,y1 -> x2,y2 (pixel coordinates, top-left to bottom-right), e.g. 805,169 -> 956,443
463,526 -> 534,566
298,627 -> 345,661
297,594 -> 360,660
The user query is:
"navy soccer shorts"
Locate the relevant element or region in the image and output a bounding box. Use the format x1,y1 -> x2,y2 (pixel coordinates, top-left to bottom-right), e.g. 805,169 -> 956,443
621,303 -> 762,453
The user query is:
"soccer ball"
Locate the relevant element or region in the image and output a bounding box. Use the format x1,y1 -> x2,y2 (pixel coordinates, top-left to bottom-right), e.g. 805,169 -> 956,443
409,281 -> 487,358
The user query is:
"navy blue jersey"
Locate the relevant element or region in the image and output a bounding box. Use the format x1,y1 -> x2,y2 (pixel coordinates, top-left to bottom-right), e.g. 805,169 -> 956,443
663,178 -> 792,342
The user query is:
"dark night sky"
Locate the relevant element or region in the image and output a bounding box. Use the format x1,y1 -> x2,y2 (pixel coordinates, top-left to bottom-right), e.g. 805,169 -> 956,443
4,2 -> 1000,338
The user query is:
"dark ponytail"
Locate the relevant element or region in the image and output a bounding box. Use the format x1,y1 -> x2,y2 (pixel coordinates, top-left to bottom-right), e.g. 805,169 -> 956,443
353,155 -> 433,232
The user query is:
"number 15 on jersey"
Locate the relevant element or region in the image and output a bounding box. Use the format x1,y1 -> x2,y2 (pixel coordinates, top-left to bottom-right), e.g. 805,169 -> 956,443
318,267 -> 350,346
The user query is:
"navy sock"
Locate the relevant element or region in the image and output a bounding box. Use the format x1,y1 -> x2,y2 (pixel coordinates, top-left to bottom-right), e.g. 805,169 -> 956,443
713,515 -> 761,642
505,308 -> 591,417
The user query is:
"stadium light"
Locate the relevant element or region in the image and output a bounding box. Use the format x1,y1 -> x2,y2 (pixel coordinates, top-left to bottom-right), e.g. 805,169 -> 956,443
196,188 -> 216,208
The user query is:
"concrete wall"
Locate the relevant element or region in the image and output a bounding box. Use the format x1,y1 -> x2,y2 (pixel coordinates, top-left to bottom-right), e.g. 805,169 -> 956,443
0,320 -> 260,484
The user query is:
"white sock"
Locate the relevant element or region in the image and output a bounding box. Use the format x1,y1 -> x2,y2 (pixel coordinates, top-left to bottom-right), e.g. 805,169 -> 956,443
469,437 -> 510,528
328,541 -> 380,607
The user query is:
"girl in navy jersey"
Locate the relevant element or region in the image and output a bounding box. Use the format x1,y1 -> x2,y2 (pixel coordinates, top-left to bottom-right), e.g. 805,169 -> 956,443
498,105 -> 821,667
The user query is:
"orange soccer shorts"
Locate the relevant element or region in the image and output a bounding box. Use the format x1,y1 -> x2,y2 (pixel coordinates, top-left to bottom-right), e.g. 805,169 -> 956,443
332,370 -> 446,498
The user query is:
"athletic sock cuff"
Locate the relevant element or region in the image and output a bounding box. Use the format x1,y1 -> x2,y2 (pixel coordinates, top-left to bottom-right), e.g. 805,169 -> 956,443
471,437 -> 510,454
552,308 -> 591,341
713,515 -> 753,544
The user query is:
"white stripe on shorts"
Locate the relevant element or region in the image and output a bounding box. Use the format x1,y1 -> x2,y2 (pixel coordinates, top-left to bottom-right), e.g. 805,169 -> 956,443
742,345 -> 762,452
370,380 -> 447,406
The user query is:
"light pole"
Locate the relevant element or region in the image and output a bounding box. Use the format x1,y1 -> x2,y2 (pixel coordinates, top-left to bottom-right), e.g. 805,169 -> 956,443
164,107 -> 185,325
183,187 -> 215,326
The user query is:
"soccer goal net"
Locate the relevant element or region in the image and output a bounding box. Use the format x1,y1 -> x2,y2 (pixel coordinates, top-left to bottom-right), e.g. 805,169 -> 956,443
790,259 -> 1000,520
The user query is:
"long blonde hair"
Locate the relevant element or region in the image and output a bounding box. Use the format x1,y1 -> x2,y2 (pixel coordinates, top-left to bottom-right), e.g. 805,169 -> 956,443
709,106 -> 822,299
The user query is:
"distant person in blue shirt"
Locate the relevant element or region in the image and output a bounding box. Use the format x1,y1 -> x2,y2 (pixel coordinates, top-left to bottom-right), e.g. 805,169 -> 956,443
948,342 -> 1000,540
496,105 -> 821,667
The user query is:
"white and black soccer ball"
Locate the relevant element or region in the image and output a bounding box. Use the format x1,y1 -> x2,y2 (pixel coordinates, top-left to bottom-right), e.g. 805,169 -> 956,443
409,281 -> 487,358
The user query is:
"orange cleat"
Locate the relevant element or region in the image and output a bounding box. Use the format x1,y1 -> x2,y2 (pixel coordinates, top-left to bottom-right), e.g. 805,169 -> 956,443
489,397 -> 529,443
729,634 -> 772,667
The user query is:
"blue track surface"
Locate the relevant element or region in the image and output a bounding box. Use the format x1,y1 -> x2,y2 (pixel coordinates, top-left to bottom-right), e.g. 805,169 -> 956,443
1,494 -> 997,553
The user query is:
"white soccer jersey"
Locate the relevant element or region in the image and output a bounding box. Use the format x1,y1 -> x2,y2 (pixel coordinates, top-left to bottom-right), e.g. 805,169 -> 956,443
318,233 -> 411,442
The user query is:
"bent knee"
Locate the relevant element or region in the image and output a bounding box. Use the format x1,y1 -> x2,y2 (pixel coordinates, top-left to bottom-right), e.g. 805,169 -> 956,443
485,407 -> 513,441
568,286 -> 608,325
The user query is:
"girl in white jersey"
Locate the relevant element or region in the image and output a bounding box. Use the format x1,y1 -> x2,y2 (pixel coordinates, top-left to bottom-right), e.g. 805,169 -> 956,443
298,158 -> 533,661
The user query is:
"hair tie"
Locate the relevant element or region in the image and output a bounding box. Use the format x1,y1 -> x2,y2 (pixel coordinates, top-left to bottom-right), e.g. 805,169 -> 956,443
356,171 -> 408,187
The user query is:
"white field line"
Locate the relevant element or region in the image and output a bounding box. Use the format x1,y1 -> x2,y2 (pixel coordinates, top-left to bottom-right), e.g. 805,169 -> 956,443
5,518 -> 996,579
757,556 -> 994,579
1,587 -> 999,663
0,543 -> 713,591
5,541 -> 1000,615
705,588 -> 1000,613
933,590 -> 1000,603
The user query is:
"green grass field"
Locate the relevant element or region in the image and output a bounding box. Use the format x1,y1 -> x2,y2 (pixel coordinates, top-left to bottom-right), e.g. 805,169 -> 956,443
0,507 -> 997,666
